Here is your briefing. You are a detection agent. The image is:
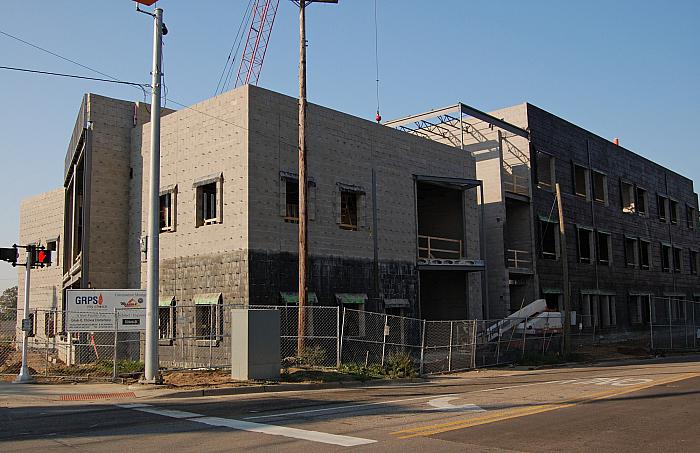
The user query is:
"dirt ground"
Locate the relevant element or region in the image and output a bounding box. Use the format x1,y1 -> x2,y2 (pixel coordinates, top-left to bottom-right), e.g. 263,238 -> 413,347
572,339 -> 652,361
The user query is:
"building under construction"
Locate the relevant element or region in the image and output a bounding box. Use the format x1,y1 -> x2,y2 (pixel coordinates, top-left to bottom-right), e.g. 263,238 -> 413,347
18,85 -> 487,360
16,84 -> 700,356
387,102 -> 700,332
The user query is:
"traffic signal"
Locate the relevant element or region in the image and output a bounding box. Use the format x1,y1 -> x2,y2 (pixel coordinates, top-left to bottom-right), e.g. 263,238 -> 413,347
0,247 -> 18,266
31,247 -> 52,268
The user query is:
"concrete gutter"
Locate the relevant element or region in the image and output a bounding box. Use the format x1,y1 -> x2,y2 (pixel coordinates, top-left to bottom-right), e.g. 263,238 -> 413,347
131,377 -> 429,399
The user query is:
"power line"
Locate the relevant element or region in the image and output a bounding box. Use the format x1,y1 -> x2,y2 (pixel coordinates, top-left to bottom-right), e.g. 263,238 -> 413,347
0,28 -> 148,99
0,27 -> 293,150
0,29 -> 122,83
0,65 -> 148,88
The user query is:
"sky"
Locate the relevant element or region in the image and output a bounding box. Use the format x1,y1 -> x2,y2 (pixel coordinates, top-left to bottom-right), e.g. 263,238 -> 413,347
0,0 -> 698,289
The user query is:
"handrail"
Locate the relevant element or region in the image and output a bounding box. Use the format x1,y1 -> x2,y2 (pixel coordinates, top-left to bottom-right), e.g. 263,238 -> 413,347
506,248 -> 531,269
418,235 -> 463,259
503,171 -> 529,196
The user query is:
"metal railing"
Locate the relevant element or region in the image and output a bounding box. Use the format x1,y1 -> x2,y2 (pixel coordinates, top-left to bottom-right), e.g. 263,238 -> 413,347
506,248 -> 531,270
418,235 -> 463,259
502,172 -> 529,196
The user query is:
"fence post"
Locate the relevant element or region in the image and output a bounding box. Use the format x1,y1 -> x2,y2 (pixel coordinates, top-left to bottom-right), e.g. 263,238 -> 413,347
113,308 -> 118,380
495,320 -> 501,365
419,319 -> 426,375
338,307 -> 345,367
694,300 -> 697,349
336,306 -> 341,368
448,321 -> 453,372
471,320 -> 477,369
381,314 -> 388,367
522,315 -> 528,358
684,300 -> 689,348
649,298 -> 654,351
44,332 -> 49,377
668,298 -> 673,350
209,304 -> 214,369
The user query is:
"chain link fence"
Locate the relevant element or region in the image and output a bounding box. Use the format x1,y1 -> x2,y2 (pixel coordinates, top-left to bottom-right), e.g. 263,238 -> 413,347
339,309 -> 423,369
3,300 -> 700,381
473,315 -> 563,368
649,297 -> 699,350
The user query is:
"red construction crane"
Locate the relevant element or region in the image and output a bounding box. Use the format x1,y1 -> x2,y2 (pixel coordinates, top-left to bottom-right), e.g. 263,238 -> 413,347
234,0 -> 280,88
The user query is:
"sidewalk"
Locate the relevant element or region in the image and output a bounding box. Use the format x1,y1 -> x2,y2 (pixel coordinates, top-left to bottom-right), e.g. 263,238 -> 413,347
0,376 -> 432,406
5,354 -> 698,407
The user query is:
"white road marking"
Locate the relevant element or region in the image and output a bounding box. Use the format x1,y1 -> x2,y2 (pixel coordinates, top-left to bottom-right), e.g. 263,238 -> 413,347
133,407 -> 204,419
193,416 -> 375,447
426,396 -> 485,413
117,403 -> 376,447
243,394 -> 451,420
557,377 -> 654,387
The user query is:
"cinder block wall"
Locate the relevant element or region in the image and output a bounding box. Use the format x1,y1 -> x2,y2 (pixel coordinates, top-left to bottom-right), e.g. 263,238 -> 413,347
85,94 -> 141,289
528,103 -> 700,329
129,87 -> 250,304
17,188 -> 64,344
247,86 -> 480,316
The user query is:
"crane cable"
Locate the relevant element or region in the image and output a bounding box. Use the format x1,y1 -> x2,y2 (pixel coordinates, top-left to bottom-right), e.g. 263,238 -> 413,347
215,0 -> 256,96
374,0 -> 381,123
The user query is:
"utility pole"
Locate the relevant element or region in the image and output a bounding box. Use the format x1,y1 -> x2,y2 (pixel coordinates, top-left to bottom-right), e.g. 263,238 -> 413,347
137,3 -> 165,383
14,246 -> 33,383
297,0 -> 308,356
295,0 -> 338,356
555,183 -> 571,355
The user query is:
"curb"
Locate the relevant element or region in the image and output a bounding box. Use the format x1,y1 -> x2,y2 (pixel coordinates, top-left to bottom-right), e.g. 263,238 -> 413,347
146,377 -> 428,399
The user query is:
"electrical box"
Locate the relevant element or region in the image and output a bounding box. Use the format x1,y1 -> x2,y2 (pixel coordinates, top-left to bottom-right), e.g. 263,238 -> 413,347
231,309 -> 280,381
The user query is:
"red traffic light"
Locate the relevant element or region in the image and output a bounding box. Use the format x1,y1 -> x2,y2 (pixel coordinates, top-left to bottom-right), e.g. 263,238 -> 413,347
31,247 -> 51,268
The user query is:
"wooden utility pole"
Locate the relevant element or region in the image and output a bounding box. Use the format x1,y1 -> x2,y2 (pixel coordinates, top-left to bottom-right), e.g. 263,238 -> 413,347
296,0 -> 338,356
555,183 -> 571,354
297,0 -> 308,355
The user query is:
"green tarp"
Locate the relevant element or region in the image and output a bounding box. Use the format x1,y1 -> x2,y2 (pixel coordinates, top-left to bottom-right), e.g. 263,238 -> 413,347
159,296 -> 175,307
335,293 -> 367,305
279,292 -> 318,304
194,293 -> 222,305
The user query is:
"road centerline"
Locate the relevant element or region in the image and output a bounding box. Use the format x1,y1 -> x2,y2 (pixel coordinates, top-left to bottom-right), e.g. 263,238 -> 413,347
392,372 -> 700,439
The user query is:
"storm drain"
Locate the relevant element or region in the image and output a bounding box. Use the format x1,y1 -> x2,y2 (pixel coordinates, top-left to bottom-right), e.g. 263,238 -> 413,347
59,392 -> 136,401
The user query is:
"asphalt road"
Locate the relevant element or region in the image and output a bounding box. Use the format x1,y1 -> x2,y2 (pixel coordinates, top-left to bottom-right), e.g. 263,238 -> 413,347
2,357 -> 700,452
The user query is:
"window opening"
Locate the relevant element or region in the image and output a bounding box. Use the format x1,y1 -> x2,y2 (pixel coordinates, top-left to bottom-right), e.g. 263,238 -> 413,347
340,190 -> 359,230
592,171 -> 607,204
636,188 -> 648,215
657,195 -> 668,222
596,231 -> 611,265
661,244 -> 672,272
537,152 -> 554,189
639,240 -> 651,270
621,182 -> 635,213
625,237 -> 638,268
574,165 -> 589,199
577,227 -> 593,264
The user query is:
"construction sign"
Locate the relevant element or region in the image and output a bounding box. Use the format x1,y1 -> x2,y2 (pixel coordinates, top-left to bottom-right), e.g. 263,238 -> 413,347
65,289 -> 147,332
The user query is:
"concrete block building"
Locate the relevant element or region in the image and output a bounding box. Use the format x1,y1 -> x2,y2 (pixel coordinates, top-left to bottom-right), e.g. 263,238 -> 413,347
387,102 -> 700,331
19,85 -> 486,363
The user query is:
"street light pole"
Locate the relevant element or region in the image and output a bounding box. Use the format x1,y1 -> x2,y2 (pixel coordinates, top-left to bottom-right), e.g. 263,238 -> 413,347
143,6 -> 164,383
13,246 -> 33,384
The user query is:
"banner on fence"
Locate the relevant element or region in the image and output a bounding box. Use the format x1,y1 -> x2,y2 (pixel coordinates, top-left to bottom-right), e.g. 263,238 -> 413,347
65,289 -> 146,332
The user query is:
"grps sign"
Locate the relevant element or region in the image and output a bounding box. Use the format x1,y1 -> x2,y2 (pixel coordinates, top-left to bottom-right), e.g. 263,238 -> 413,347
65,289 -> 147,332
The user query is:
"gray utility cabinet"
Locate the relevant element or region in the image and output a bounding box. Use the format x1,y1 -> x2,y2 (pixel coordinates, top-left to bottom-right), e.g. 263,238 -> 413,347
230,309 -> 280,381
